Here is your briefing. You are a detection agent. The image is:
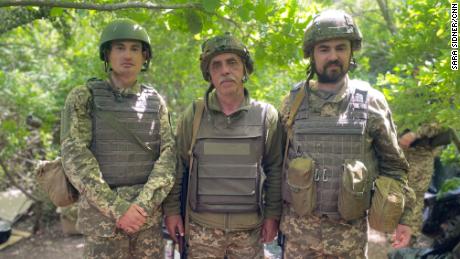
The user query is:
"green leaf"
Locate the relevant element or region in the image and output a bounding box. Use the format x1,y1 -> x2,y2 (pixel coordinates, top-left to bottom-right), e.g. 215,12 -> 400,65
201,0 -> 221,12
185,10 -> 203,34
50,7 -> 64,17
237,4 -> 251,22
254,3 -> 267,22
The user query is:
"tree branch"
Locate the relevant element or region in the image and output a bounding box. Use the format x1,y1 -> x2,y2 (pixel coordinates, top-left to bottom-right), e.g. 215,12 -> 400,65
0,1 -> 201,11
376,0 -> 397,34
0,158 -> 40,202
0,7 -> 51,34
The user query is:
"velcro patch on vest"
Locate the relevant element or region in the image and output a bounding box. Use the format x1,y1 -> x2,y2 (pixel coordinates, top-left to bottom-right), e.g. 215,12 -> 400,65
204,142 -> 250,155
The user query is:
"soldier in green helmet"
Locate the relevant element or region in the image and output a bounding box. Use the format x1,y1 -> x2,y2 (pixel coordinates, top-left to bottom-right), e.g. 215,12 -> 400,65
279,10 -> 415,258
60,18 -> 176,258
162,33 -> 283,258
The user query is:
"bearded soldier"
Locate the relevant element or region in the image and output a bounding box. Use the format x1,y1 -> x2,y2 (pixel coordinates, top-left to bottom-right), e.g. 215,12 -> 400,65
279,10 -> 415,258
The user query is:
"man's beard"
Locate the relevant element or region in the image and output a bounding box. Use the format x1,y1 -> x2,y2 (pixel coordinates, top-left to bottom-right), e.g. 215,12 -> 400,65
316,60 -> 348,83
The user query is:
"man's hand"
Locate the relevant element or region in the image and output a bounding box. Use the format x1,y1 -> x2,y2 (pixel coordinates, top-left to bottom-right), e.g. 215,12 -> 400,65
165,215 -> 184,243
399,131 -> 417,149
392,224 -> 412,248
261,218 -> 279,243
116,204 -> 148,234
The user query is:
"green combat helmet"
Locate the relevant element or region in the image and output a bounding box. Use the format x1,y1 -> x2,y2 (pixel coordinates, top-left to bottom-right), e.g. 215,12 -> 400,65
302,10 -> 362,58
200,32 -> 254,82
99,18 -> 152,71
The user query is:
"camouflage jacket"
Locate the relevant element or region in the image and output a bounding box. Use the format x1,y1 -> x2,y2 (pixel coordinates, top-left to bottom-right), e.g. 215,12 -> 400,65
280,76 -> 414,225
163,88 -> 283,231
61,78 -> 176,237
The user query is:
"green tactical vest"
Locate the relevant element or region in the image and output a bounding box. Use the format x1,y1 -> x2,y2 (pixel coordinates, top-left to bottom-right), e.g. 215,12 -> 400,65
286,80 -> 374,220
88,79 -> 161,188
189,100 -> 267,213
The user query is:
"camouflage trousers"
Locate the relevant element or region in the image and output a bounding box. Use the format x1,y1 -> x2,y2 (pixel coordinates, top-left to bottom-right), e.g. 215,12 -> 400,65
187,221 -> 264,259
280,205 -> 368,259
405,147 -> 436,238
84,226 -> 163,259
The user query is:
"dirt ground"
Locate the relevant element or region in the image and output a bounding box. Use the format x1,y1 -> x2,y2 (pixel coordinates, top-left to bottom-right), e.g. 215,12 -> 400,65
0,217 -> 392,259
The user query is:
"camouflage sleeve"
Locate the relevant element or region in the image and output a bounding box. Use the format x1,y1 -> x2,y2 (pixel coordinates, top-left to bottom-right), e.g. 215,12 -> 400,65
162,103 -> 194,216
279,94 -> 292,129
135,97 -> 176,214
366,88 -> 415,225
60,86 -> 131,220
262,104 -> 283,220
367,89 -> 409,180
416,123 -> 444,139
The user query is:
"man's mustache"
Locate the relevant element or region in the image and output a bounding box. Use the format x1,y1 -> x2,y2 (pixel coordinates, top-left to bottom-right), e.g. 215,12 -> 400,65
219,76 -> 237,84
324,60 -> 342,69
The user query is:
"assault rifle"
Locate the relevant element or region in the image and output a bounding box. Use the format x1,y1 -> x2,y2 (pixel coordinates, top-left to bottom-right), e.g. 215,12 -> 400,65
277,232 -> 285,259
179,168 -> 188,259
178,99 -> 205,259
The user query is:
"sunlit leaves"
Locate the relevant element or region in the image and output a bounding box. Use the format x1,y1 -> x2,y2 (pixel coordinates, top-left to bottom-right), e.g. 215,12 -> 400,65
201,0 -> 221,12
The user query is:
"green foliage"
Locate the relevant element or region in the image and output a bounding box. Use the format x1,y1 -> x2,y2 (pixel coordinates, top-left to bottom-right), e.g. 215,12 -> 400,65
0,0 -> 458,174
438,177 -> 460,197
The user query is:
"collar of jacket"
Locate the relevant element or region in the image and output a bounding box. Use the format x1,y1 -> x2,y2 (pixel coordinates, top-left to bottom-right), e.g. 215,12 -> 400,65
205,86 -> 252,117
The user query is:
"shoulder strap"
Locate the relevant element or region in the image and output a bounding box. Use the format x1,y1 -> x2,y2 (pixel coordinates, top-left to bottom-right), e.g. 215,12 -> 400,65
282,83 -> 306,171
184,99 -> 205,246
286,84 -> 306,129
188,99 -> 205,156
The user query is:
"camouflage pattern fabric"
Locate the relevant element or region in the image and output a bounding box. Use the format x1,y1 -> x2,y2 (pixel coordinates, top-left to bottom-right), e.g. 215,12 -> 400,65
403,123 -> 443,239
280,78 -> 412,258
163,88 -> 283,230
60,79 -> 176,237
84,225 -> 163,258
60,203 -> 79,222
187,221 -> 264,259
403,147 -> 436,238
280,206 -> 367,259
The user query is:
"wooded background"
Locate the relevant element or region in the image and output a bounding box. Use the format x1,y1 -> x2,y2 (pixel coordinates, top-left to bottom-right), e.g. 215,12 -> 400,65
1,0 -> 459,181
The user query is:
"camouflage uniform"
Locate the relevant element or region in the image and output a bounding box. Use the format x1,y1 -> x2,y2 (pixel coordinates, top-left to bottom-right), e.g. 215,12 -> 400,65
163,88 -> 283,259
403,123 -> 444,239
279,10 -> 413,258
61,81 -> 175,258
280,78 -> 411,258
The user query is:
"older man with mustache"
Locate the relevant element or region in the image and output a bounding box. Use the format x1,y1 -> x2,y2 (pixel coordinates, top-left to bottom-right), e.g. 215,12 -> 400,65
279,10 -> 415,258
163,33 -> 283,258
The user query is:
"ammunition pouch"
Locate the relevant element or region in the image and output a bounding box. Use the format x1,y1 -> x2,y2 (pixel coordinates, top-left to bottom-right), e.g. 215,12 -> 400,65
286,156 -> 316,217
369,176 -> 405,232
338,159 -> 371,221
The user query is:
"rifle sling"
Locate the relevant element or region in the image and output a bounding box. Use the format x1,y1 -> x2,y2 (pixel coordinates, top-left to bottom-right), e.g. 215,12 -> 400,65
184,99 -> 205,247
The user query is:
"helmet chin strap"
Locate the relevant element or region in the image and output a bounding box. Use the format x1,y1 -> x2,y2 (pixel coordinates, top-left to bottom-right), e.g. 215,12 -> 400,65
241,63 -> 249,83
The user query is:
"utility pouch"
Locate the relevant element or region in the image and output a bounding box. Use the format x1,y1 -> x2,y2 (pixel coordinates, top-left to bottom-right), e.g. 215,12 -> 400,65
368,176 -> 404,232
36,157 -> 79,207
286,156 -> 316,217
338,159 -> 371,221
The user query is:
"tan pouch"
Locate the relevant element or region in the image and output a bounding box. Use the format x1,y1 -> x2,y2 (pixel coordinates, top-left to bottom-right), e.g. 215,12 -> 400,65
287,157 -> 315,216
338,159 -> 371,221
368,176 -> 404,232
36,157 -> 79,207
